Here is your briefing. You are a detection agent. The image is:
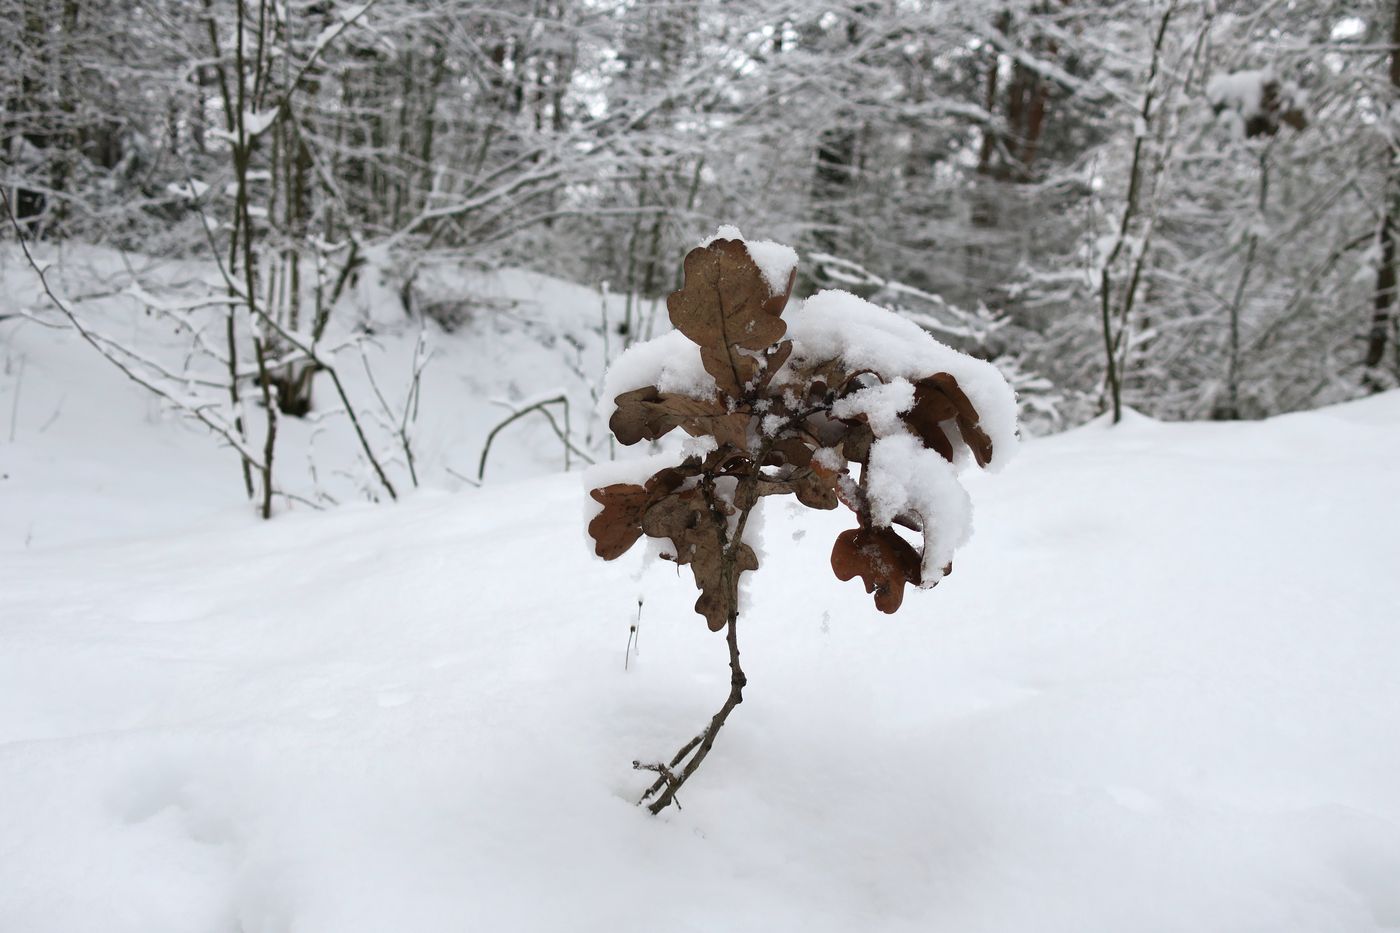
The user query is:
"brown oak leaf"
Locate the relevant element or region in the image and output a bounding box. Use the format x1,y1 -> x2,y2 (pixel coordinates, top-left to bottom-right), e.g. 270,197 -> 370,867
764,436 -> 814,468
900,376 -> 959,462
610,386 -> 750,449
926,373 -> 994,467
691,540 -> 759,631
667,239 -> 791,400
790,466 -> 839,510
640,487 -> 757,631
586,462 -> 703,560
830,526 -> 924,613
587,483 -> 650,560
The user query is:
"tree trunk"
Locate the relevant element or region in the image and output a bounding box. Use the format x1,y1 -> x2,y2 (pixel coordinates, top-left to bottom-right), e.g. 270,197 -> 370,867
1364,0 -> 1400,386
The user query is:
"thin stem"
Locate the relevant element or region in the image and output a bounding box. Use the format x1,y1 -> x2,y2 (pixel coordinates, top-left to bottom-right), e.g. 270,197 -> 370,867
636,609 -> 746,815
477,395 -> 593,481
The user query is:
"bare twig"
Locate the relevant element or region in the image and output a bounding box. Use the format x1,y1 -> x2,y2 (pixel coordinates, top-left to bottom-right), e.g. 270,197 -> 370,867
2,188 -> 267,476
478,394 -> 594,481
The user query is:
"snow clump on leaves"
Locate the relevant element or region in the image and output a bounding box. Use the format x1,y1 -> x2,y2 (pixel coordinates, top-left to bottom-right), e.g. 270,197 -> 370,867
586,227 -> 1018,622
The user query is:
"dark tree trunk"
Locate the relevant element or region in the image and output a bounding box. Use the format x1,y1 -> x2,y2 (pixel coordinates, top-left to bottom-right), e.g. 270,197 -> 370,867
811,127 -> 857,254
1364,0 -> 1400,384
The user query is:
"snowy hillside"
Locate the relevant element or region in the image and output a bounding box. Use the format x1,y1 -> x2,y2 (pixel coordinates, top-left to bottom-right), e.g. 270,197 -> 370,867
3,260 -> 1399,933
0,243 -> 630,550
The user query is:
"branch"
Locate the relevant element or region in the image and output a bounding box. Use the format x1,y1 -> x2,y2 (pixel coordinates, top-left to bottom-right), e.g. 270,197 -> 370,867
1,188 -> 266,471
478,394 -> 594,481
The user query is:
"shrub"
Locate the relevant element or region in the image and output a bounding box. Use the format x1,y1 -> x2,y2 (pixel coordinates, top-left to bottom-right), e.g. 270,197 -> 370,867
586,229 -> 1018,813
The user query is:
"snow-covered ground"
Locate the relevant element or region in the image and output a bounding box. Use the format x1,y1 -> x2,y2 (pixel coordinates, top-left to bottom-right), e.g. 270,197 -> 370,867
3,248 -> 1400,931
0,243 -> 629,550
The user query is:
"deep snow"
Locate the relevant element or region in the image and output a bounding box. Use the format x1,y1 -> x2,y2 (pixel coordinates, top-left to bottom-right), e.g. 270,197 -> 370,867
3,249 -> 1400,932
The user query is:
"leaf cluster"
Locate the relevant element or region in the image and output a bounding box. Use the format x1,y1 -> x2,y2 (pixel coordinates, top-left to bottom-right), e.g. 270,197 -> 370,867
587,238 -> 999,627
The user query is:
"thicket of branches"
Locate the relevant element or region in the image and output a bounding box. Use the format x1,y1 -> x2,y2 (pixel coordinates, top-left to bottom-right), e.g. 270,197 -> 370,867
3,0 -> 1398,431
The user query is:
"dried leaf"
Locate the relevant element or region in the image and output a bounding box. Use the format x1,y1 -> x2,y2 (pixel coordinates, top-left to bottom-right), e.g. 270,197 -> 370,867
667,239 -> 790,399
587,484 -> 650,560
609,386 -> 667,446
830,526 -> 923,613
927,373 -> 994,467
840,421 -> 874,464
639,487 -> 757,631
765,436 -> 813,468
756,339 -> 793,393
640,487 -> 707,543
790,466 -> 839,510
900,377 -> 958,462
657,395 -> 751,450
801,357 -> 850,403
693,542 -> 759,632
610,386 -> 751,449
587,460 -> 704,561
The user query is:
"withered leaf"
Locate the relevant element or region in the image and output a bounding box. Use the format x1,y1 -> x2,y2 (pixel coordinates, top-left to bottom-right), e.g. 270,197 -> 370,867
840,421 -> 874,465
693,543 -> 759,632
611,386 -> 751,449
830,526 -> 923,613
790,466 -> 839,510
587,483 -> 650,560
926,372 -> 994,467
735,467 -> 831,511
641,487 -> 707,543
609,386 -> 666,446
765,436 -> 813,468
640,486 -> 758,631
900,378 -> 957,462
657,395 -> 751,450
646,460 -> 700,498
667,239 -> 790,400
756,339 -> 793,393
800,357 -> 850,404
587,460 -> 703,561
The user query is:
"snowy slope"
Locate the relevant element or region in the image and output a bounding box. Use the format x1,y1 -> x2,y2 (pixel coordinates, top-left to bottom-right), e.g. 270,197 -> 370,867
0,243 -> 629,551
3,382 -> 1399,931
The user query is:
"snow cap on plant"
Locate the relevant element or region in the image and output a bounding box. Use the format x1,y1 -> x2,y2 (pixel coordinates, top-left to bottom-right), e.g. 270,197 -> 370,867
1206,68 -> 1308,139
585,228 -> 1018,623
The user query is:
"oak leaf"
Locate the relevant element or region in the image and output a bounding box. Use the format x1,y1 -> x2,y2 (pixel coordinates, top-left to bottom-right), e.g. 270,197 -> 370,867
587,483 -> 650,560
610,386 -> 750,449
926,373 -> 994,467
830,526 -> 924,613
900,377 -> 958,462
639,487 -> 758,631
667,239 -> 792,400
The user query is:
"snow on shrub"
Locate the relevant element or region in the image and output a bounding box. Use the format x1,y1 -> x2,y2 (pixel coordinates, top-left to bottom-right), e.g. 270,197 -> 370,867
1206,68 -> 1307,139
585,229 -> 1017,813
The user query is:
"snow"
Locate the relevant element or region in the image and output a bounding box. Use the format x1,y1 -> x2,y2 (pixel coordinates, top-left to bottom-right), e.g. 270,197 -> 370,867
4,242 -> 1400,933
4,393 -> 1399,931
700,225 -> 799,296
830,377 -> 916,435
1206,68 -> 1305,136
0,243 -> 626,548
788,289 -> 1020,468
1206,69 -> 1275,121
241,108 -> 279,138
597,328 -> 716,422
863,433 -> 971,582
164,179 -> 210,201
